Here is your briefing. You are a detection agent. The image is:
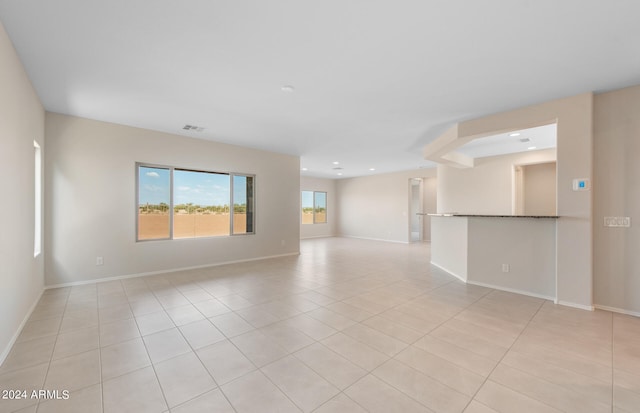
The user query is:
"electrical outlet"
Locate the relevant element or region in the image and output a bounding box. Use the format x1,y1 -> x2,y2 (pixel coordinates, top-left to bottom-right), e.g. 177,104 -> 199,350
96,256 -> 104,266
502,264 -> 510,273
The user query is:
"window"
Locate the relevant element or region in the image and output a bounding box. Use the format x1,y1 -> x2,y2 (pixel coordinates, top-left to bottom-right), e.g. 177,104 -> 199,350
136,163 -> 254,241
301,190 -> 327,224
34,141 -> 42,256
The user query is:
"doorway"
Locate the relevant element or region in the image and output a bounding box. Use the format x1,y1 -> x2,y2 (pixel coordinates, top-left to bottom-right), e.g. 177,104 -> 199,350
409,178 -> 424,242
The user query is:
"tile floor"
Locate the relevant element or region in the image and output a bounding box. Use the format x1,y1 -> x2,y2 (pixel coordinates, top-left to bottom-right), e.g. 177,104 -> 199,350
1,237 -> 639,412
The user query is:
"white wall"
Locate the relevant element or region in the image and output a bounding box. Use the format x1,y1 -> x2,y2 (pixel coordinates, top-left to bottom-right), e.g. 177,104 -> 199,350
437,149 -> 556,215
594,84 -> 640,315
0,22 -> 45,364
336,169 -> 437,243
523,162 -> 556,216
453,93 -> 593,309
45,113 -> 300,286
466,217 -> 556,299
300,176 -> 337,239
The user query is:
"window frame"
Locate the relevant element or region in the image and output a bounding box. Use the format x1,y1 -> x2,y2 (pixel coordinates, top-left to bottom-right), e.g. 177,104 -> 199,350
301,190 -> 328,225
136,162 -> 255,242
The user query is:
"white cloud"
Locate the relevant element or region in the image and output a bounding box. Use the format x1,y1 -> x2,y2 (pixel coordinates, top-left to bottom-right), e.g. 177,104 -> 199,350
177,186 -> 191,191
145,171 -> 160,178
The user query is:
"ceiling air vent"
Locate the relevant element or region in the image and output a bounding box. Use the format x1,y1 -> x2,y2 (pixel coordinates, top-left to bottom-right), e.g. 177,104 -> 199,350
183,124 -> 205,132
332,167 -> 344,170
519,137 -> 530,143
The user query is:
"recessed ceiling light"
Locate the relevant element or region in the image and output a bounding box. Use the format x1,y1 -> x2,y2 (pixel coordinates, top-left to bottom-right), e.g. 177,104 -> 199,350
281,85 -> 295,92
527,146 -> 537,150
509,132 -> 521,137
332,161 -> 339,165
301,168 -> 308,171
337,173 -> 343,176
369,168 -> 376,171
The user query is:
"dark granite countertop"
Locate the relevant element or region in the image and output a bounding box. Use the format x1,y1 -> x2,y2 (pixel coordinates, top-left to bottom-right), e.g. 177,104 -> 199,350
427,214 -> 559,219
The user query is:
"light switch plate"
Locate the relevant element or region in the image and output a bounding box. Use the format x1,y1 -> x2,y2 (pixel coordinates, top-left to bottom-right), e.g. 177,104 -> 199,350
604,217 -> 631,227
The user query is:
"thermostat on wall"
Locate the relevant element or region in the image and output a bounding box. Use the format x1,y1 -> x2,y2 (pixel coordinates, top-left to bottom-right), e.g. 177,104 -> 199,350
572,178 -> 590,191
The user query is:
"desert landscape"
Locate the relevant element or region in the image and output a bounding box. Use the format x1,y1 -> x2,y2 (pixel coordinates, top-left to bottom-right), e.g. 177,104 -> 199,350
138,212 -> 248,239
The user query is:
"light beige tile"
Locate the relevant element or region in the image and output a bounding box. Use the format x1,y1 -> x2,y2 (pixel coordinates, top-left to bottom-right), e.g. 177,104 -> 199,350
489,363 -> 610,413
181,288 -> 214,304
221,370 -> 300,413
216,294 -> 254,310
500,351 -> 611,406
395,345 -> 485,396
170,388 -> 234,413
342,324 -> 407,356
345,374 -> 430,413
44,349 -> 101,392
475,380 -> 562,413
209,312 -> 254,338
235,306 -> 281,328
379,308 -> 446,334
614,385 -> 640,413
306,307 -> 357,331
156,292 -> 191,309
373,359 -> 470,413
142,328 -> 191,363
262,355 -> 339,412
16,317 -> 62,343
281,314 -> 337,340
129,297 -> 164,317
0,363 -> 48,412
313,393 -> 367,413
103,366 -> 167,413
230,330 -> 288,367
136,311 -> 175,336
154,352 -> 216,408
463,400 -> 500,413
178,319 -> 225,349
165,304 -> 205,326
101,337 -> 151,380
52,326 -> 99,360
259,322 -> 315,353
99,304 -> 134,324
196,340 -> 256,385
293,342 -> 366,390
362,315 -> 424,344
37,383 -> 102,413
193,299 -> 231,318
429,325 -> 508,361
100,318 -> 141,347
321,333 -> 388,371
59,310 -> 99,333
0,335 -> 56,374
325,302 -> 373,322
414,335 -> 497,377
510,338 -> 612,383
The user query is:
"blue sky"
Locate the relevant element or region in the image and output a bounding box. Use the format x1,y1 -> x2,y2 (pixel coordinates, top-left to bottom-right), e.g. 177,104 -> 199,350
139,167 -> 170,205
301,191 -> 313,208
139,167 -> 247,207
174,169 -> 230,206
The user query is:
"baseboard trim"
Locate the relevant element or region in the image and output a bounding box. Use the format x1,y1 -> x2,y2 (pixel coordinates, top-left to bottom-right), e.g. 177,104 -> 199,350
466,280 -> 555,302
300,235 -> 337,240
339,235 -> 409,244
45,252 -> 301,289
594,304 -> 640,318
0,288 -> 44,367
556,300 -> 595,311
430,262 -> 466,283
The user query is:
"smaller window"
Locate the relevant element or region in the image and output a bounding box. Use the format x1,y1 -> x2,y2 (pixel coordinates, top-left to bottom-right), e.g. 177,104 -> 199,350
301,191 -> 327,224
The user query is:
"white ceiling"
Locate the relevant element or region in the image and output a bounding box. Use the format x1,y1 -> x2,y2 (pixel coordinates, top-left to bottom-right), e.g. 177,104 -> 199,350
456,123 -> 557,159
1,1 -> 639,178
